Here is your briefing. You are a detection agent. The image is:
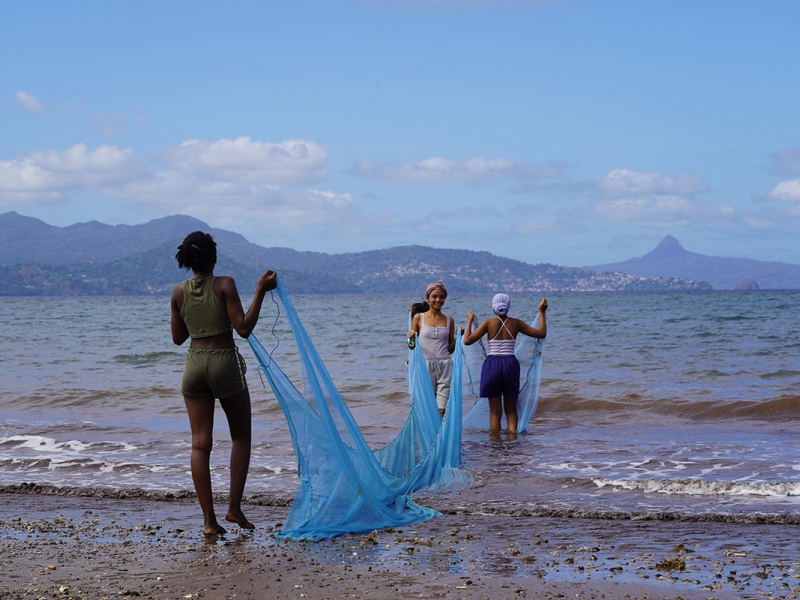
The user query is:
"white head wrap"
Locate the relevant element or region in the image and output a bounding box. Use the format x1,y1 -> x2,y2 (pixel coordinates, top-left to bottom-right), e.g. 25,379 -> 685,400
492,293 -> 510,316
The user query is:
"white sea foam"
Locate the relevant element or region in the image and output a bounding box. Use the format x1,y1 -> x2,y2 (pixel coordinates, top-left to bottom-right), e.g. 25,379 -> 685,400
542,458 -> 699,478
0,435 -> 90,453
592,477 -> 800,497
698,462 -> 744,476
49,458 -> 105,471
0,435 -> 136,455
541,460 -> 638,476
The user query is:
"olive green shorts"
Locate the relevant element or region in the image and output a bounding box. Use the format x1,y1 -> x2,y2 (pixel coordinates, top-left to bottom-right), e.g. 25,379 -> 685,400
181,348 -> 248,399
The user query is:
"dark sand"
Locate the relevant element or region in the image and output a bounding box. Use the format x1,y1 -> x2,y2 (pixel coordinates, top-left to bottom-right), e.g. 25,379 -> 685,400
1,490 -> 799,599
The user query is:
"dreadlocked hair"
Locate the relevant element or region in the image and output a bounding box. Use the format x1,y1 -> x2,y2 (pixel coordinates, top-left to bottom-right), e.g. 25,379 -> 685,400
175,231 -> 217,272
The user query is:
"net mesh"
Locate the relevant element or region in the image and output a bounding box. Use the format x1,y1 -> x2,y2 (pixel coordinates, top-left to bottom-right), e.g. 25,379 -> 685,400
247,279 -> 471,540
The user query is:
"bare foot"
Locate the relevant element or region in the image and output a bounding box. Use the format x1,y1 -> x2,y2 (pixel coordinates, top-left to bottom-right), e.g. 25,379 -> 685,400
225,509 -> 255,529
204,523 -> 227,536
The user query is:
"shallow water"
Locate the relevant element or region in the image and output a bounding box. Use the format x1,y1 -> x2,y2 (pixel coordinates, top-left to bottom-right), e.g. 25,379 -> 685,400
1,290 -> 799,522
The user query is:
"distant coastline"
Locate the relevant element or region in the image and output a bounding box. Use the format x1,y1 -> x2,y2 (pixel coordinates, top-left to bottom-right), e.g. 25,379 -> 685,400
9,211 -> 794,295
0,212 -> 713,295
590,235 -> 800,290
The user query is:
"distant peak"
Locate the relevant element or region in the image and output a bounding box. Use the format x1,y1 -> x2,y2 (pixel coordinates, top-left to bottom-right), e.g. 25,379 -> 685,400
657,234 -> 683,249
1,211 -> 28,220
643,235 -> 687,260
149,214 -> 210,227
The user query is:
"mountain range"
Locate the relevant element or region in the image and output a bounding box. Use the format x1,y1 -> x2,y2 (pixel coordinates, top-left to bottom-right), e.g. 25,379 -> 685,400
13,212 -> 799,293
0,212 -> 716,295
590,235 -> 800,290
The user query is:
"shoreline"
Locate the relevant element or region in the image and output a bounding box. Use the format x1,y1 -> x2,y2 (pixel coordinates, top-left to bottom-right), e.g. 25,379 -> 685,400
3,483 -> 800,526
2,492 -> 799,599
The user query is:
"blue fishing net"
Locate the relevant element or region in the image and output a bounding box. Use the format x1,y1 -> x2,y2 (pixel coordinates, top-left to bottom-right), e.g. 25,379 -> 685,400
247,279 -> 470,541
461,314 -> 546,433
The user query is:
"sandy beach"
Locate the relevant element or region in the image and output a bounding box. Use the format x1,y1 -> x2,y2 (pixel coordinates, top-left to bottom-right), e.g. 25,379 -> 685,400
2,488 -> 798,600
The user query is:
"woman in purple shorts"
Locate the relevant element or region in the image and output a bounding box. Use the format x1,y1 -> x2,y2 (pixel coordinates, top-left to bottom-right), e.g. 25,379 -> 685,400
464,293 -> 547,432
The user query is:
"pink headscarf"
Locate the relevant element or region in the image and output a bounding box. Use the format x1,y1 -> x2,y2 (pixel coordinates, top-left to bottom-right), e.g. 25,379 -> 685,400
425,281 -> 447,299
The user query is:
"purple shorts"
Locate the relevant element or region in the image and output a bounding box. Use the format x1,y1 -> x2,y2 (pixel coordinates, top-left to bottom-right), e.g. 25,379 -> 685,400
479,354 -> 520,400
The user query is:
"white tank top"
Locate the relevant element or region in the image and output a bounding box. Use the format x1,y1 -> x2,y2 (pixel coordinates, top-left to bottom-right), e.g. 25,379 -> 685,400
487,317 -> 516,356
418,313 -> 450,358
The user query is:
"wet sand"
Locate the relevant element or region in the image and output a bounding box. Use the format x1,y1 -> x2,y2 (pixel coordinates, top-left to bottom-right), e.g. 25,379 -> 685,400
1,490 -> 799,599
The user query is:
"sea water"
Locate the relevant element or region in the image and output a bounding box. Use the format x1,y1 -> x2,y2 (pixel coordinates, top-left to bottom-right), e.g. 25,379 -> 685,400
1,290 -> 798,523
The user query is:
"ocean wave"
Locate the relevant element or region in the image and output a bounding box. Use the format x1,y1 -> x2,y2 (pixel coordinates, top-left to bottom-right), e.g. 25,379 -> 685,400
442,504 -> 800,525
592,477 -> 800,498
711,315 -> 748,322
0,483 -> 293,506
684,369 -> 732,377
0,456 -> 174,474
539,394 -> 800,421
8,389 -> 170,409
3,483 -> 797,524
759,369 -> 800,379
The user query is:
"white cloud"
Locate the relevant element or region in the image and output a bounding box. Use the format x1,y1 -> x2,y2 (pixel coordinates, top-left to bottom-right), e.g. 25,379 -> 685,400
600,168 -> 707,196
410,202 -> 571,245
512,168 -> 707,202
0,143 -> 143,206
104,173 -> 347,225
0,137 -> 391,237
157,188 -> 356,229
0,137 -> 329,210
307,189 -> 353,207
351,156 -> 564,183
160,137 -> 328,185
583,195 -> 735,228
558,168 -> 728,229
740,204 -> 800,229
174,187 -> 409,244
15,90 -> 44,113
106,138 -> 334,228
769,179 -> 800,202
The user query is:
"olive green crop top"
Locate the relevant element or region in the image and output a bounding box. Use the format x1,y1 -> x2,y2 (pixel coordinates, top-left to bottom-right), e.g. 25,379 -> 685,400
179,276 -> 232,338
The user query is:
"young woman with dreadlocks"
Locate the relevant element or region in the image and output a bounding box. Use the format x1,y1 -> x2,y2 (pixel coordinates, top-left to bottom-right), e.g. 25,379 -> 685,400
171,230 -> 277,536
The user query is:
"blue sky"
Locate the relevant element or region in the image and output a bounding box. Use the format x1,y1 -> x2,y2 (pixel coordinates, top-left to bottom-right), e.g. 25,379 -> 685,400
2,0 -> 799,266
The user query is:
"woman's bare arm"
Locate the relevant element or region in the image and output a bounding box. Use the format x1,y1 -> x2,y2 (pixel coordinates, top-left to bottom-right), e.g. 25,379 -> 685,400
516,299 -> 547,339
464,313 -> 490,346
407,313 -> 421,340
221,270 -> 278,338
170,284 -> 190,346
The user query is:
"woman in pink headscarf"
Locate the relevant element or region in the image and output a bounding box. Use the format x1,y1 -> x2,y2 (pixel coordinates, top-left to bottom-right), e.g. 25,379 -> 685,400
407,282 -> 456,417
464,293 -> 547,433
